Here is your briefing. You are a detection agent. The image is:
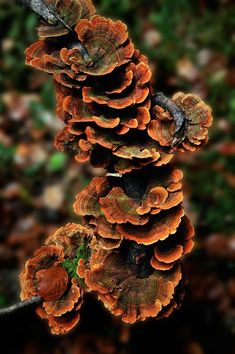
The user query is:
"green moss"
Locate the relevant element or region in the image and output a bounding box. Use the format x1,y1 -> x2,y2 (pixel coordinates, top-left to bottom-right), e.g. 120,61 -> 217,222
61,244 -> 90,280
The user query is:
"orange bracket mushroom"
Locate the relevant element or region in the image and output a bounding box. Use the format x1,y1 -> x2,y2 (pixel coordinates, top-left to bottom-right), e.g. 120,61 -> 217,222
0,0 -> 213,335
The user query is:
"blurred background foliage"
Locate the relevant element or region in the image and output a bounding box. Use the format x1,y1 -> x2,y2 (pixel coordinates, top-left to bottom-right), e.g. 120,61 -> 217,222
1,0 -> 235,353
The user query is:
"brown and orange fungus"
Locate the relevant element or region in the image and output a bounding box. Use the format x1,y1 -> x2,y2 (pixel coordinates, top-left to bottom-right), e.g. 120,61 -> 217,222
74,177 -> 109,217
148,92 -> 213,152
20,223 -> 93,335
151,215 -> 195,270
19,0 -> 213,335
36,266 -> 69,301
73,16 -> 135,76
38,0 -> 96,38
45,222 -> 93,257
82,59 -> 151,109
116,206 -> 185,245
20,245 -> 64,300
74,167 -> 184,246
19,244 -> 82,335
84,250 -> 182,323
36,304 -> 81,335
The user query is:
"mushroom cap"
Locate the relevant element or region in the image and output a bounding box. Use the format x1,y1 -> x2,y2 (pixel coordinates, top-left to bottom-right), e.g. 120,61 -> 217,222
72,16 -> 135,76
88,216 -> 123,250
116,206 -> 185,245
56,77 -> 151,132
26,15 -> 135,84
25,41 -> 65,74
148,92 -> 213,152
36,306 -> 81,335
151,215 -> 195,270
74,177 -> 109,217
20,245 -> 64,300
42,280 -> 82,317
85,250 -> 182,323
45,222 -> 93,258
74,166 -> 184,246
82,61 -> 151,108
36,266 -> 69,301
38,0 -> 96,38
100,187 -> 149,226
19,224 -> 92,335
54,126 -> 92,163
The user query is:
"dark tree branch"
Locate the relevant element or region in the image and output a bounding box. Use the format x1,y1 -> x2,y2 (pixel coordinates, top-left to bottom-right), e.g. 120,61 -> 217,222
17,0 -> 58,24
0,296 -> 42,317
152,92 -> 188,147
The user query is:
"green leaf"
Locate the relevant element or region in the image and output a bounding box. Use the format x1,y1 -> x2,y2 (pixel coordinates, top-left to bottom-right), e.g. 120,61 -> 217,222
61,244 -> 90,280
61,258 -> 79,279
47,152 -> 67,173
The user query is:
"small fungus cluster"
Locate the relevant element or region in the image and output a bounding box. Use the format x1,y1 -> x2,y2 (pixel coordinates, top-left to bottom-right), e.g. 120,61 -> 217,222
20,0 -> 213,334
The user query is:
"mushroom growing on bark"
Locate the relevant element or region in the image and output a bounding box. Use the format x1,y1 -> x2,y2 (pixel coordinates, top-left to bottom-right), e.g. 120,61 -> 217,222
2,0 -> 213,335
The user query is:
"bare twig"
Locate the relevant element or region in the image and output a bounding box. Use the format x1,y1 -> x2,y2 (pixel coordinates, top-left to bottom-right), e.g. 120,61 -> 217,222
17,0 -> 57,24
0,296 -> 42,317
152,92 -> 187,147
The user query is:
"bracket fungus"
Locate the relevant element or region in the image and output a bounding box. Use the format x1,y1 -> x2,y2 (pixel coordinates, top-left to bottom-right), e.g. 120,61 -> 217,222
15,0 -> 213,335
84,250 -> 183,324
20,224 -> 91,334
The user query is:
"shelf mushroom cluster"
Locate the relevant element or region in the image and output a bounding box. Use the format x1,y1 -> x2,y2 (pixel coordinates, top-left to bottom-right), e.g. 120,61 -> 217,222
20,0 -> 213,334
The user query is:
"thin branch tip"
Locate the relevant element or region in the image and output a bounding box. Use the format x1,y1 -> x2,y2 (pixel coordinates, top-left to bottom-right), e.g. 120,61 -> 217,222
0,296 -> 42,317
